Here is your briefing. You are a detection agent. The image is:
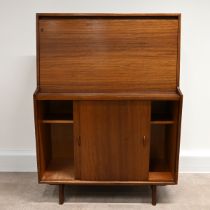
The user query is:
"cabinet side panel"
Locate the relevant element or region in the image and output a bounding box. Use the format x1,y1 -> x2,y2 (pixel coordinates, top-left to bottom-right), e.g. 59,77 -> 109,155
34,99 -> 41,181
34,100 -> 51,180
39,16 -> 178,92
175,96 -> 183,183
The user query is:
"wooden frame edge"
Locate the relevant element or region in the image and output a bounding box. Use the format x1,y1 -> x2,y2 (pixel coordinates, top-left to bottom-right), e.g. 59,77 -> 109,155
36,13 -> 181,17
39,180 -> 176,185
176,14 -> 181,87
175,87 -> 183,183
36,14 -> 40,88
33,98 -> 41,183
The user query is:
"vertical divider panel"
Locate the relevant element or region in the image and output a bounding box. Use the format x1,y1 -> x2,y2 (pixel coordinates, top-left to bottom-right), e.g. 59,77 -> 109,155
73,101 -> 81,179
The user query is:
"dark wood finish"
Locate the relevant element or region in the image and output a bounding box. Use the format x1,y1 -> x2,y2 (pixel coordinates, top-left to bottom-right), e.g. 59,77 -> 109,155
59,184 -> 64,205
75,101 -> 150,181
34,13 -> 183,205
151,185 -> 157,205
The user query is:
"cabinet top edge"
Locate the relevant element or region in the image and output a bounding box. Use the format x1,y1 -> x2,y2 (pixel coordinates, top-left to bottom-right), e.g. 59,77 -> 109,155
36,13 -> 181,18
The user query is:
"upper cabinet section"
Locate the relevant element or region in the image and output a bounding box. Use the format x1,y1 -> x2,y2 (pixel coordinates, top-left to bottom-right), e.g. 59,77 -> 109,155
37,14 -> 180,93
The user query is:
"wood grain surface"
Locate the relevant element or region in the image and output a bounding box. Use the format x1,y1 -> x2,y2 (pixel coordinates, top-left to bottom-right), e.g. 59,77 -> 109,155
38,16 -> 179,93
34,15 -> 182,195
75,100 -> 150,181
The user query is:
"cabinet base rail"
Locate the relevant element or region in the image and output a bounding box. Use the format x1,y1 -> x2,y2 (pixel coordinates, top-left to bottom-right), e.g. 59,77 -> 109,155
58,184 -> 157,205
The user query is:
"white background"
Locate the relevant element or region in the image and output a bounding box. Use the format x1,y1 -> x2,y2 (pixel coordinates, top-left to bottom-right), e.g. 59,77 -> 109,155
0,0 -> 210,171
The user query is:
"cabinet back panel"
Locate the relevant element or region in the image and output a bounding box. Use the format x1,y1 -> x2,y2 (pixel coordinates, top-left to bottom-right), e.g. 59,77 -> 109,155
38,16 -> 179,92
50,124 -> 73,160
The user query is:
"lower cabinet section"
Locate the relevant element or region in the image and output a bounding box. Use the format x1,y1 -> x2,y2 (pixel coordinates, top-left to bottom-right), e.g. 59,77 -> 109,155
35,99 -> 181,184
150,125 -> 177,173
149,100 -> 179,182
36,100 -> 75,182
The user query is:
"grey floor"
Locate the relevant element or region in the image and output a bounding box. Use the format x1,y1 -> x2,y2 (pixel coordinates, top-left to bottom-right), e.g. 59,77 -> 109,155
0,173 -> 210,210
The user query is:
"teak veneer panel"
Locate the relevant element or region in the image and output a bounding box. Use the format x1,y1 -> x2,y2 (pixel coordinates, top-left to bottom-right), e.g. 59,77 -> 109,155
38,15 -> 179,93
75,100 -> 150,181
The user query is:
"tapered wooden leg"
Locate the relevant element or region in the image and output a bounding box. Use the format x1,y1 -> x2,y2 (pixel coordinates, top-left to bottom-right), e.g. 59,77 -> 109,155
59,184 -> 64,205
151,185 -> 157,206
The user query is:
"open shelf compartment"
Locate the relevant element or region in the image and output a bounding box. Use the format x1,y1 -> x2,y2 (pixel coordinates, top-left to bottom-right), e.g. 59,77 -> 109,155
149,100 -> 179,181
36,100 -> 75,182
149,123 -> 177,181
151,101 -> 178,124
38,100 -> 73,123
39,123 -> 75,182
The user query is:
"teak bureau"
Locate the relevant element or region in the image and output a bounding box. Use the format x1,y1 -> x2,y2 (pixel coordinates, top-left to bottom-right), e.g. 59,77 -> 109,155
34,13 -> 183,205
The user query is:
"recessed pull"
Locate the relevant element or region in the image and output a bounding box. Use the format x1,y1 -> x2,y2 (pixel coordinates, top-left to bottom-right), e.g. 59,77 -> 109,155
143,136 -> 146,146
77,136 -> 81,146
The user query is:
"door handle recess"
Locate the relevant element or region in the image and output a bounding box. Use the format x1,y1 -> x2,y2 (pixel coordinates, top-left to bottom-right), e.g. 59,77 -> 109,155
77,136 -> 81,146
143,136 -> 146,146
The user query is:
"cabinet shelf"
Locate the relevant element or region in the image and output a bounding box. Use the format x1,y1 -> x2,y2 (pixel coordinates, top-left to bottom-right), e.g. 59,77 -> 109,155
149,172 -> 173,182
151,121 -> 174,125
151,101 -> 177,122
42,158 -> 75,181
42,120 -> 73,124
42,114 -> 73,124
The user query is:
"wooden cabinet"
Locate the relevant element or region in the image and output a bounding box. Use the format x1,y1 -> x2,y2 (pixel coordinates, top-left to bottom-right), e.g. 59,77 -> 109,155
34,13 -> 183,205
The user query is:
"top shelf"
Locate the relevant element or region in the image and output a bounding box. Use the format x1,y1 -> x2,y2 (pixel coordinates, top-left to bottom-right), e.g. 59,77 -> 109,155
38,100 -> 73,124
151,101 -> 178,124
42,114 -> 73,124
